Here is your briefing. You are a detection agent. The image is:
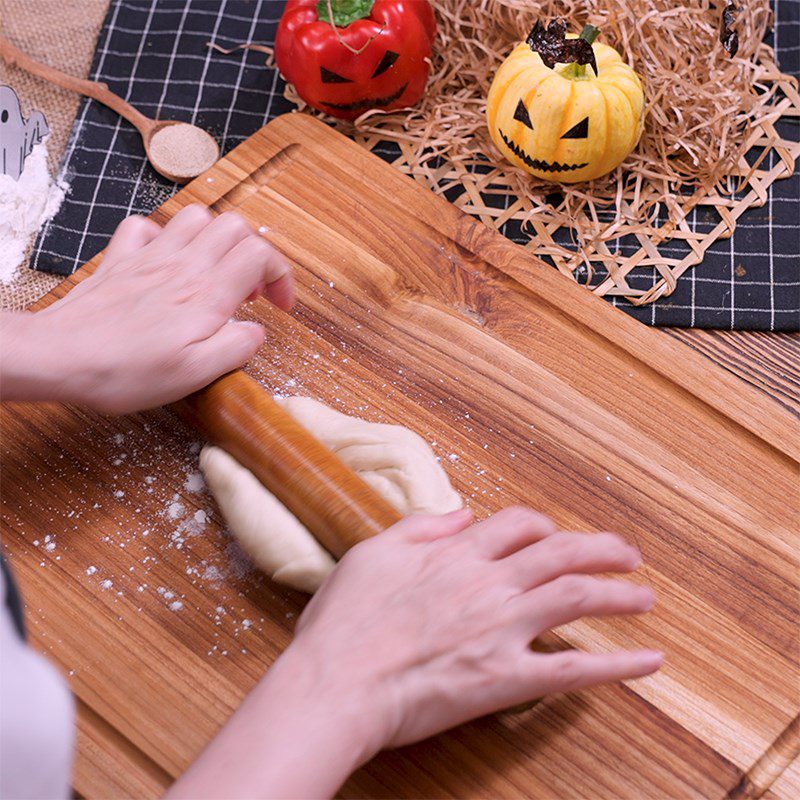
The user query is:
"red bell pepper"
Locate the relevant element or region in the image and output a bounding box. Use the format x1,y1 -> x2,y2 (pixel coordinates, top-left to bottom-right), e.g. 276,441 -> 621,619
275,0 -> 436,121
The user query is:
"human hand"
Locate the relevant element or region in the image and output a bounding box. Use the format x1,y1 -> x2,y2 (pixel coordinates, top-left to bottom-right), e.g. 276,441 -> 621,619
1,205 -> 293,413
167,507 -> 661,800
287,507 -> 662,756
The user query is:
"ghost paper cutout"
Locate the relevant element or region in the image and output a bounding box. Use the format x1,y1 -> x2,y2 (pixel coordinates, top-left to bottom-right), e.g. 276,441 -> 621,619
0,85 -> 50,181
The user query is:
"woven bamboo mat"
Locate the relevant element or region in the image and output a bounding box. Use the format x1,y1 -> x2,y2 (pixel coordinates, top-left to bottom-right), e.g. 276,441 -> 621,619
350,55 -> 799,308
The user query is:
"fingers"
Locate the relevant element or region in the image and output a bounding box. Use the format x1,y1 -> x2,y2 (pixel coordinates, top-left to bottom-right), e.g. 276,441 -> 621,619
514,574 -> 654,637
119,205 -> 295,312
526,648 -> 664,697
262,271 -> 295,312
57,215 -> 160,304
208,232 -> 294,313
503,532 -> 640,590
102,214 -> 161,266
181,320 -> 265,389
148,204 -> 214,253
180,210 -> 254,269
468,506 -> 557,559
388,508 -> 474,542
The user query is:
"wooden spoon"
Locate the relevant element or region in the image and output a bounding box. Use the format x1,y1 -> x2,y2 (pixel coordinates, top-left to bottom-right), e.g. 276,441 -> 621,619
0,35 -> 219,183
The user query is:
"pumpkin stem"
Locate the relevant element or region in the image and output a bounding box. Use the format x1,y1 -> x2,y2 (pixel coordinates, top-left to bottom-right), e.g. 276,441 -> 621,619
526,19 -> 599,77
580,24 -> 601,46
317,0 -> 375,28
561,24 -> 601,79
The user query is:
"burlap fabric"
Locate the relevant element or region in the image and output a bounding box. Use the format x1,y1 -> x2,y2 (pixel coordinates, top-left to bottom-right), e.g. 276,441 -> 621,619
0,0 -> 109,311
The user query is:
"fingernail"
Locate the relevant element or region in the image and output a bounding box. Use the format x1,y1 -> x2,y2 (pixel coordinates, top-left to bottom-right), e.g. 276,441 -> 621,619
447,507 -> 473,520
645,649 -> 664,665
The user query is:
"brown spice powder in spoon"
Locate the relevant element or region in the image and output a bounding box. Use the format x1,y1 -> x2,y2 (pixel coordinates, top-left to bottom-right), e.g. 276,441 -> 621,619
148,123 -> 219,180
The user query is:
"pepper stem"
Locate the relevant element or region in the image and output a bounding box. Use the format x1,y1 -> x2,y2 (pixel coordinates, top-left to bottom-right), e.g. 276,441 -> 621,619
317,0 -> 375,28
562,24 -> 601,79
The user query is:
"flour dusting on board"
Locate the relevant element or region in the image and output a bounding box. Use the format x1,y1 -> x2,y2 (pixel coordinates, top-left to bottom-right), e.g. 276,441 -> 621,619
17,297 -> 519,670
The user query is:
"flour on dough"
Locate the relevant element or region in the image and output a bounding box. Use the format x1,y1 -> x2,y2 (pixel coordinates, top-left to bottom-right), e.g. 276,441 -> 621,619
200,397 -> 462,593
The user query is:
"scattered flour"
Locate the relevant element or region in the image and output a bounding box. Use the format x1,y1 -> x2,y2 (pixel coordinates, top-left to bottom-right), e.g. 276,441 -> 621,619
183,472 -> 205,493
0,140 -> 69,283
203,565 -> 224,582
167,501 -> 185,519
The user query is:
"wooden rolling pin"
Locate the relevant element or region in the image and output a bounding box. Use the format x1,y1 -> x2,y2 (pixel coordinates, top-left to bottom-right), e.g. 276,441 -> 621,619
175,370 -> 402,558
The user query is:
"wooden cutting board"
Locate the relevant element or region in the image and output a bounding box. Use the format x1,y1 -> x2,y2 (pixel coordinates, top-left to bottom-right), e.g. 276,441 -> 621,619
2,113 -> 797,799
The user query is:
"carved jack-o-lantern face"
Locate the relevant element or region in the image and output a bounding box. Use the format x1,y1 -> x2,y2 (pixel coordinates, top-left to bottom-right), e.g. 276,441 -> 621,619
274,0 -> 437,121
316,49 -> 409,115
487,26 -> 645,183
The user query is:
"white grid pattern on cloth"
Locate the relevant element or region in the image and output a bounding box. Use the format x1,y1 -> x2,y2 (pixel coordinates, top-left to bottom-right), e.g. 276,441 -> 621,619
31,0 -> 291,280
27,0 -> 800,331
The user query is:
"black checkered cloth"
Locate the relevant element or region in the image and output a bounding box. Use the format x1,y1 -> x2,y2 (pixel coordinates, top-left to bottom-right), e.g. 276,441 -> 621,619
29,0 -> 800,331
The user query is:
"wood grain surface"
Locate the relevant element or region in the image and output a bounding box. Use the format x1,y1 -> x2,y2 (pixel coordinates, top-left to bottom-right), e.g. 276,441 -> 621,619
1,113 -> 798,799
666,329 -> 800,417
764,753 -> 800,800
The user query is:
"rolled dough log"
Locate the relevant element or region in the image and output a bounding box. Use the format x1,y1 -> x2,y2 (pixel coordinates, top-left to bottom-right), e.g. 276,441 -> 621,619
200,396 -> 462,593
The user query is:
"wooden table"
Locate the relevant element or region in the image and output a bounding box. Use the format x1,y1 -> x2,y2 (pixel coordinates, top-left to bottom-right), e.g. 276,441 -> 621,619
2,114 -> 798,799
668,329 -> 799,416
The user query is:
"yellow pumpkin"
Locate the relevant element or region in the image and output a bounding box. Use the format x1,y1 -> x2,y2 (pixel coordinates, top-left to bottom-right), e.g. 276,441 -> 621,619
486,22 -> 645,183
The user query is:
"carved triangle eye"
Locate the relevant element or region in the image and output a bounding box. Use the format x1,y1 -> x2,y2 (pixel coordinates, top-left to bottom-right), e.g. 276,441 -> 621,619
561,116 -> 589,139
320,66 -> 352,84
372,50 -> 399,78
513,99 -> 533,129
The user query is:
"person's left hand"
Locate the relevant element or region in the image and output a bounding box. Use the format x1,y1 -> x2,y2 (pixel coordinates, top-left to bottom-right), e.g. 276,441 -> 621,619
2,205 -> 293,413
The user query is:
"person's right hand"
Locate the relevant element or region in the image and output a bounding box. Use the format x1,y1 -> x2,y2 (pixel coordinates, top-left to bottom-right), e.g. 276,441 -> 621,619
168,507 -> 663,800
288,507 -> 662,755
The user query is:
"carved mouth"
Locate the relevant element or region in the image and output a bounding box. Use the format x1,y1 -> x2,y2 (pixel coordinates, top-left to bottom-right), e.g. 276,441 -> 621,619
500,130 -> 588,173
322,83 -> 409,112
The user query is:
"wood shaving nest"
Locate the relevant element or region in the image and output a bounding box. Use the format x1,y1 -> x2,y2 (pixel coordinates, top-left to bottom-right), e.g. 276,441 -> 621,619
271,1 -> 798,304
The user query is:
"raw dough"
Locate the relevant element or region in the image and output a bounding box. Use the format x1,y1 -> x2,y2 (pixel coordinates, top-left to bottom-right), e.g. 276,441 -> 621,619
199,446 -> 336,593
200,397 -> 462,593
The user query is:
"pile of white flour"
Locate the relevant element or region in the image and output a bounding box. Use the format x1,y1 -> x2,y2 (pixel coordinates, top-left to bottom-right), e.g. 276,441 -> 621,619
0,139 -> 69,284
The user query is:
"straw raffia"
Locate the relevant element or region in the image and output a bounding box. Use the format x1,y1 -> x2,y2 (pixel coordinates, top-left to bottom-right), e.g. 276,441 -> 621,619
277,0 -> 799,305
